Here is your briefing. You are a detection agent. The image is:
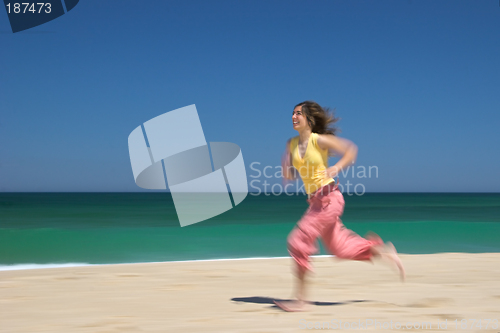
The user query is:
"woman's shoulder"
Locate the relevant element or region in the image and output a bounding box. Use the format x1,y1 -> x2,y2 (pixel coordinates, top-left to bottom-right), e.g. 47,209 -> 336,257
311,132 -> 322,146
313,132 -> 334,140
287,136 -> 299,146
313,133 -> 334,151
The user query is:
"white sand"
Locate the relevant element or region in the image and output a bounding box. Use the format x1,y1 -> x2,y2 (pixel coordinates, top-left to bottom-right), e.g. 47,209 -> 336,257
1,253 -> 500,332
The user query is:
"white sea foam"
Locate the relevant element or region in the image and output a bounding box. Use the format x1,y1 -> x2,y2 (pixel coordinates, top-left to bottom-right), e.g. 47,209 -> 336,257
157,255 -> 334,264
0,263 -> 91,271
0,255 -> 335,271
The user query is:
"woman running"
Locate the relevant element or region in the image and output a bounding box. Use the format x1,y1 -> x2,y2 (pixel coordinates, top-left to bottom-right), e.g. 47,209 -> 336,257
275,101 -> 405,312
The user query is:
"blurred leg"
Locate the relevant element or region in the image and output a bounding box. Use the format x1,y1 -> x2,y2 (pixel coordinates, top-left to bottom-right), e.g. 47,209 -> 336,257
322,217 -> 384,261
319,190 -> 405,280
275,205 -> 323,311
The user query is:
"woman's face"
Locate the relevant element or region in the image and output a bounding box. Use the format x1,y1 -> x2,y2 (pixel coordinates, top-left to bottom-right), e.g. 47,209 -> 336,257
292,105 -> 310,131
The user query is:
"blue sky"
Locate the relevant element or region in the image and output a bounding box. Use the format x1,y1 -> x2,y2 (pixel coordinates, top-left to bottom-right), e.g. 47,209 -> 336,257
1,0 -> 499,192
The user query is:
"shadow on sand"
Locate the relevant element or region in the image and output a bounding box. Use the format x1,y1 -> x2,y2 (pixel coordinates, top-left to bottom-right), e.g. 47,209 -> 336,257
231,296 -> 371,309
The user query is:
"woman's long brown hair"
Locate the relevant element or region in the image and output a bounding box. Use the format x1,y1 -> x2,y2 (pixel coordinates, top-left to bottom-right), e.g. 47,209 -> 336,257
295,100 -> 340,135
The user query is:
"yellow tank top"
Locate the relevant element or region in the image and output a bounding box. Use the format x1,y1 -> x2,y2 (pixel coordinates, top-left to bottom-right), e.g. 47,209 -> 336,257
289,133 -> 334,195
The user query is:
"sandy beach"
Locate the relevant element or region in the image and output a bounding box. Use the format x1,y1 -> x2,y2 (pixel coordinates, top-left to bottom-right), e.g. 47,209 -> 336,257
1,253 -> 499,332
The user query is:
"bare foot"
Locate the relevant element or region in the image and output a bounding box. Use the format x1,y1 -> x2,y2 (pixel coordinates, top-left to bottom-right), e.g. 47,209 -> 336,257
373,242 -> 406,281
385,242 -> 406,281
273,300 -> 308,312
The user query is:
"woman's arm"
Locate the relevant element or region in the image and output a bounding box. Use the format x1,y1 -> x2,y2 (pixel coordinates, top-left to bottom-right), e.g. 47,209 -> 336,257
282,139 -> 297,180
317,134 -> 358,179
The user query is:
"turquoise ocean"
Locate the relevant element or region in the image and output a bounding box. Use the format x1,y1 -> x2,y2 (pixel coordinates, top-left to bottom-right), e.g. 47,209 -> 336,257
1,193 -> 499,269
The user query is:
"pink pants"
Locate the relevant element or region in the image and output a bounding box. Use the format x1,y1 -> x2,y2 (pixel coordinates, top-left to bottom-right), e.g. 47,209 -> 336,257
287,187 -> 384,274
